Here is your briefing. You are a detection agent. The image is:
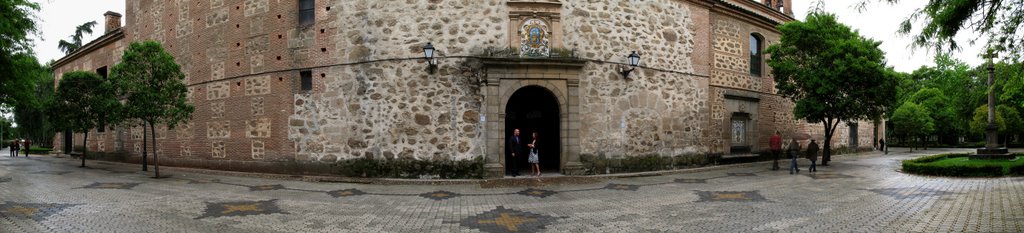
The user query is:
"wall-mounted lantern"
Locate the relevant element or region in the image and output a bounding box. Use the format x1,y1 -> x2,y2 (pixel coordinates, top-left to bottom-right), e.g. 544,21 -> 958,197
423,42 -> 437,74
621,51 -> 641,78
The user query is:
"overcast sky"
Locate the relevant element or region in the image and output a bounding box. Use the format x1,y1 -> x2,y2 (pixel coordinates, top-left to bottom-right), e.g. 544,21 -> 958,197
32,0 -> 124,65
30,0 -> 984,73
790,0 -> 986,72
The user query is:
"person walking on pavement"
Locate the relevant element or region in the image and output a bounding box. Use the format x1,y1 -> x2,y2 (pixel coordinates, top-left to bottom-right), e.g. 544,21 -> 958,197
788,139 -> 801,174
507,128 -> 523,177
806,139 -> 819,172
23,139 -> 30,157
879,138 -> 886,154
11,139 -> 20,157
770,131 -> 782,170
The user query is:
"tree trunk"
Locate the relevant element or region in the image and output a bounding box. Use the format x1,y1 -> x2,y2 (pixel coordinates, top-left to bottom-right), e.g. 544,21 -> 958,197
142,122 -> 148,171
150,122 -> 159,178
81,131 -> 88,167
822,120 -> 836,166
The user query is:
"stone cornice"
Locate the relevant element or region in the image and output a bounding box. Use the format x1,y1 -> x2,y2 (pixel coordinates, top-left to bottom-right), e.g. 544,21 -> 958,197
52,28 -> 124,69
705,0 -> 795,33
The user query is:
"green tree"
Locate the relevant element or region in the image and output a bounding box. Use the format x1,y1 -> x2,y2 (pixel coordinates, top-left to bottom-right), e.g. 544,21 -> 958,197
891,102 -> 935,151
48,71 -> 116,167
13,62 -> 56,146
970,105 -> 1005,138
998,105 -> 1022,144
766,12 -> 897,165
996,61 -> 1024,110
0,118 -> 13,144
0,0 -> 41,107
57,21 -> 97,55
892,70 -> 919,109
907,88 -> 957,145
110,41 -> 194,178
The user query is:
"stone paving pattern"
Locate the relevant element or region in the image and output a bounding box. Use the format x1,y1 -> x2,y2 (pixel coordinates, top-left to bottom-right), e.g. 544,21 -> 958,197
1,148 -> 1022,232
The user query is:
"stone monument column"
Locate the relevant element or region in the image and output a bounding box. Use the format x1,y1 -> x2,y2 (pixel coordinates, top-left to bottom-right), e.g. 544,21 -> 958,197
975,49 -> 1011,159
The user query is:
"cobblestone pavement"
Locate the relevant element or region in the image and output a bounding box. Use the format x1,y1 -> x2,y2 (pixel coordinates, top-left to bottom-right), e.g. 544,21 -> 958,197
1,148 -> 1022,232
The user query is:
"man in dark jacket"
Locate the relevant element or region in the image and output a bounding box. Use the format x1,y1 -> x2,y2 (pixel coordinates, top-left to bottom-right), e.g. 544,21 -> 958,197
806,140 -> 819,172
507,128 -> 523,177
23,139 -> 30,157
11,140 -> 20,157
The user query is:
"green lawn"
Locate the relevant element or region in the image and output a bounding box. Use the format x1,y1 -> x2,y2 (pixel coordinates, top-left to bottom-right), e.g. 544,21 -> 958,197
929,156 -> 1024,174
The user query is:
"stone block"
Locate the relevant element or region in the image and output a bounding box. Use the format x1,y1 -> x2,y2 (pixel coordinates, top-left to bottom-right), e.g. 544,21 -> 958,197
206,7 -> 229,28
250,54 -> 264,73
243,0 -> 269,17
211,141 -> 226,158
209,0 -> 223,8
206,81 -> 230,100
251,97 -> 265,115
175,21 -> 193,38
251,140 -> 265,159
210,101 -> 225,118
245,35 -> 269,55
245,76 -> 271,96
176,122 -> 194,139
179,144 -> 192,157
207,121 -> 231,139
246,118 -> 271,138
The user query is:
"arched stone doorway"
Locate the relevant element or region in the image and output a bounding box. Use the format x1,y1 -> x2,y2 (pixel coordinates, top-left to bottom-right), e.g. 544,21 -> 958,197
480,59 -> 584,178
505,86 -> 561,174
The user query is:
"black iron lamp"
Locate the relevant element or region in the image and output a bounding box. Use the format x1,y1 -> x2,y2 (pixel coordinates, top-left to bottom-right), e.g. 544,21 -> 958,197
423,42 -> 437,74
621,51 -> 641,78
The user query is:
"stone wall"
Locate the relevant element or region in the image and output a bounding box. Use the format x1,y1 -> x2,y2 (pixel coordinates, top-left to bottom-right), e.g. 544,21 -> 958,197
562,0 -> 707,157
288,60 -> 485,162
52,0 -> 885,178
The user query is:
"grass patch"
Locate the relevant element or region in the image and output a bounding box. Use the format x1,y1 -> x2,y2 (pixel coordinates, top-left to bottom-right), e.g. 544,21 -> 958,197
902,153 -> 1024,177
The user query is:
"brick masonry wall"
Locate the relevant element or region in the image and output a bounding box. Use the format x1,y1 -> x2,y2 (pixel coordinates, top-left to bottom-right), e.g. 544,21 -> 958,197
50,36 -> 125,155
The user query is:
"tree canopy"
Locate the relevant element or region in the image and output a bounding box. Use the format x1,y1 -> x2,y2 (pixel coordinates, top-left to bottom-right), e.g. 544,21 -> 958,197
891,101 -> 935,148
110,41 -> 194,177
766,12 -> 898,164
110,41 -> 193,127
48,71 -> 116,166
971,105 -> 1022,139
13,62 -> 56,145
57,21 -> 98,55
862,0 -> 1024,61
907,87 -> 958,142
0,0 -> 41,107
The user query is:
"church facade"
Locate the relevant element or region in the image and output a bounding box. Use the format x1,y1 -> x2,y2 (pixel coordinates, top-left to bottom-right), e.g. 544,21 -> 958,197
52,0 -> 882,178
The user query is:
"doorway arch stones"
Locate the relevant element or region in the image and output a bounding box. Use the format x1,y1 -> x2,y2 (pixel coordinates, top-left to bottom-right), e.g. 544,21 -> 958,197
481,59 -> 585,178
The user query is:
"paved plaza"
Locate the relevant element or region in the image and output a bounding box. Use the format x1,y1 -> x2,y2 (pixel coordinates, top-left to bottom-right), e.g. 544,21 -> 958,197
1,148 -> 1022,232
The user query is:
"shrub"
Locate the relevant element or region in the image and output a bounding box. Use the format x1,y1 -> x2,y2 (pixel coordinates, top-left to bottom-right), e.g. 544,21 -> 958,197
1008,163 -> 1024,175
902,153 -> 1008,177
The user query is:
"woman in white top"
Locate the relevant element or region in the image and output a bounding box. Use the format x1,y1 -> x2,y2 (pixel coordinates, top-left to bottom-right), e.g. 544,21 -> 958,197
527,132 -> 540,177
